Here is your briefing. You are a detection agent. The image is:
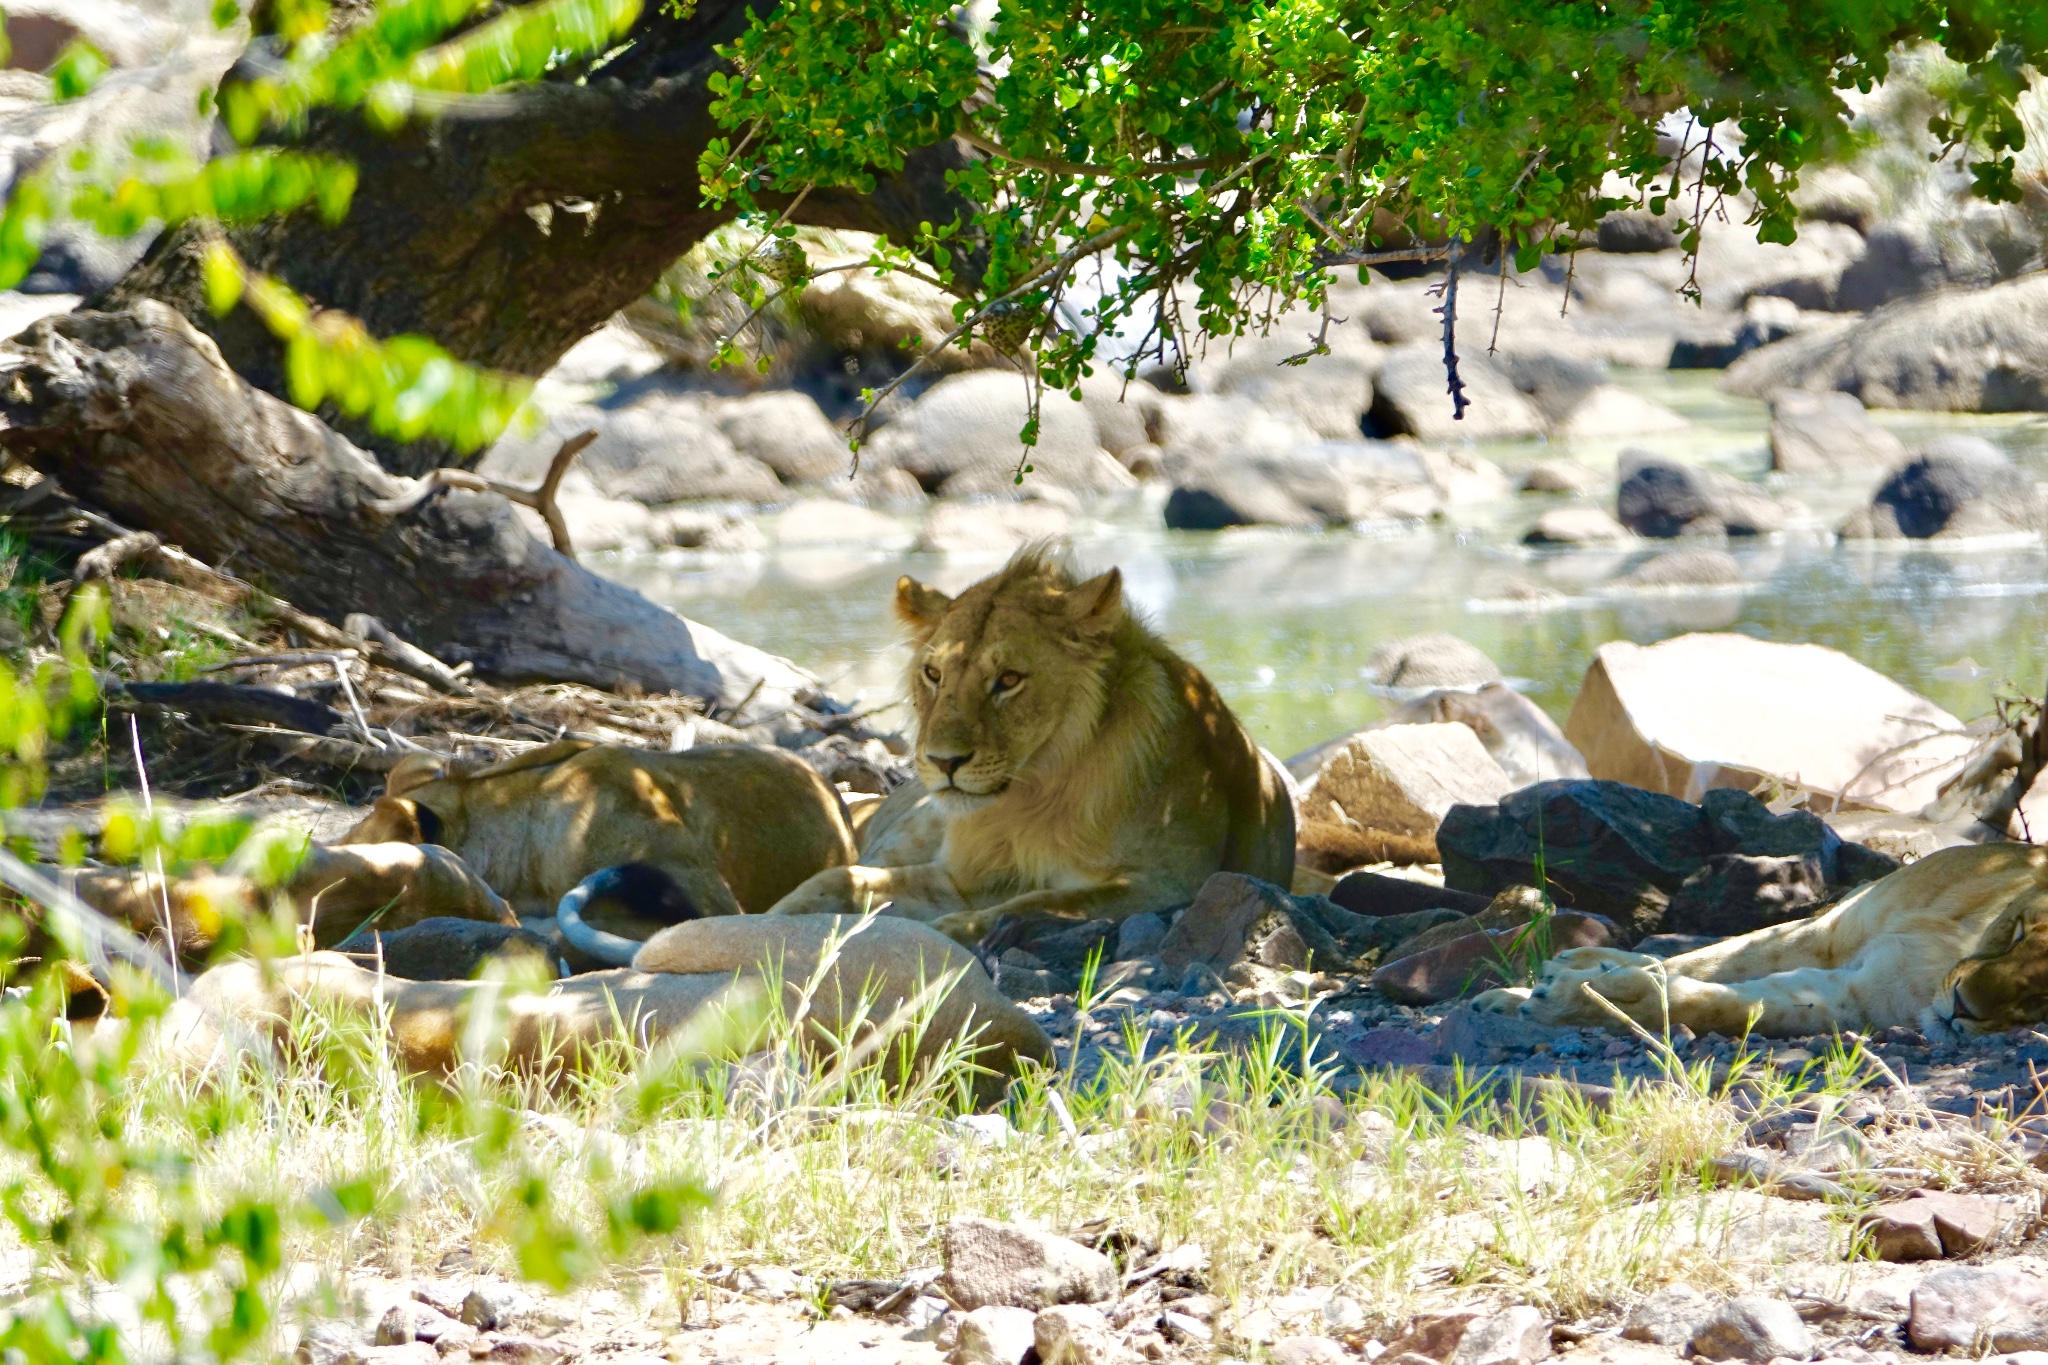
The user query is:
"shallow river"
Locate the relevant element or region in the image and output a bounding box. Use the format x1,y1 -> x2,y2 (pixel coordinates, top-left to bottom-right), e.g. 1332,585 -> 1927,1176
601,372 -> 2048,761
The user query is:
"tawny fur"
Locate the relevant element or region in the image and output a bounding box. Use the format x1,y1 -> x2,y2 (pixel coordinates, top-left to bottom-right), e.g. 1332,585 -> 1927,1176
767,547 -> 1295,942
1475,843 -> 2048,1036
338,739 -> 857,920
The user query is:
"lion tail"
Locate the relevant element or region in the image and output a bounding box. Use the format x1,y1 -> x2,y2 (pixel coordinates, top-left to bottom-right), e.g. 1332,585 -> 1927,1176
554,864 -> 701,968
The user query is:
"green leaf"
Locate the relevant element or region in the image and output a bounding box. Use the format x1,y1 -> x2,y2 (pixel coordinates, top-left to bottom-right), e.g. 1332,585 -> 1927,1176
46,40 -> 109,102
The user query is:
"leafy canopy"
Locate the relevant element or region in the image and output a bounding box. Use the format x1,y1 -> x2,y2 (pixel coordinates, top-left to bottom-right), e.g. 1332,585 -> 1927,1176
698,0 -> 2048,431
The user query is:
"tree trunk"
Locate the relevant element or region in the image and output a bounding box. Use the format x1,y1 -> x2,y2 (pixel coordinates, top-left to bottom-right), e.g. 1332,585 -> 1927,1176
0,303 -> 814,709
99,1 -> 982,476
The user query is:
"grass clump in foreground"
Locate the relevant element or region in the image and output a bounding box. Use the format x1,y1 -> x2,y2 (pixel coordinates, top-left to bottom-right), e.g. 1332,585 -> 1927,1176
16,939 -> 2039,1365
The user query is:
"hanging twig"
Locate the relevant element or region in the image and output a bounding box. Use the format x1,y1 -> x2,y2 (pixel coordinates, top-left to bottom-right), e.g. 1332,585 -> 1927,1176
1432,244 -> 1469,422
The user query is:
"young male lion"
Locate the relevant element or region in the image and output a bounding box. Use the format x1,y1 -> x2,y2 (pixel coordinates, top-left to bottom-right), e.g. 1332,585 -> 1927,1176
766,547 -> 1296,943
1473,843 -> 2048,1037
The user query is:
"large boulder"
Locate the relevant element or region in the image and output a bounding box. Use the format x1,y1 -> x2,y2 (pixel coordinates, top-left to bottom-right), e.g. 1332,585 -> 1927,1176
1616,451 -> 1785,538
1075,372 -> 1164,456
1395,683 -> 1590,787
1301,723 -> 1514,862
1837,437 -> 2044,539
714,391 -> 849,485
1162,440 -> 1440,529
1436,781 -> 1849,939
1722,272 -> 2048,411
1551,385 -> 1691,441
1767,390 -> 1906,475
1202,329 -> 1378,440
1563,633 -> 1976,812
861,372 -> 1134,498
1367,343 -> 1547,442
482,399 -> 785,504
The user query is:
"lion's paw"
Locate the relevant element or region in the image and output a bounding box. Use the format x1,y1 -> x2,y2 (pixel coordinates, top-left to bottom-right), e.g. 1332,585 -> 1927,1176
1524,949 -> 1666,1028
1471,986 -> 1533,1015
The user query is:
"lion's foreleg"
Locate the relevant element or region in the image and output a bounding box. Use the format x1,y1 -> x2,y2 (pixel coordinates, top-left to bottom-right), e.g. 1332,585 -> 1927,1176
765,862 -> 970,923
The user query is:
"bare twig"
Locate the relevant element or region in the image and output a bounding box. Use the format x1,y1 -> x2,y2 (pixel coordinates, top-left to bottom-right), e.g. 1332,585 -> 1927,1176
368,429 -> 596,558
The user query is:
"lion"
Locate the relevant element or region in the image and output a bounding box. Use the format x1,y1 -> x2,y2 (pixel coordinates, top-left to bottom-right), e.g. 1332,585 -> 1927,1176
337,740 -> 858,962
765,547 -> 1296,943
60,740 -> 858,971
152,915 -> 1051,1105
1473,843 -> 2048,1038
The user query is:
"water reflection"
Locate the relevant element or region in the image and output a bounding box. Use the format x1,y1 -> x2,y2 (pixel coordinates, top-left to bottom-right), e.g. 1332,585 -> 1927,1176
599,374 -> 2048,760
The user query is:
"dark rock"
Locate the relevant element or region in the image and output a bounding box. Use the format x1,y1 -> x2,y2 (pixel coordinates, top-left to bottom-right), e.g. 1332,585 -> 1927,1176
1341,1028 -> 1438,1067
1429,1002 -> 1570,1064
1909,1266 -> 2048,1352
1369,912 -> 1616,1005
1633,934 -> 1722,959
1616,451 -> 1784,539
1699,788 -> 1840,874
1597,213 -> 1678,254
1688,1296 -> 1812,1362
1662,854 -> 1828,937
1437,779 -> 1718,938
1840,436 -> 2044,539
980,916 -> 1116,972
1115,912 -> 1168,960
335,918 -> 552,981
1157,874 -> 1292,972
1834,841 -> 1903,887
1329,871 -> 1490,920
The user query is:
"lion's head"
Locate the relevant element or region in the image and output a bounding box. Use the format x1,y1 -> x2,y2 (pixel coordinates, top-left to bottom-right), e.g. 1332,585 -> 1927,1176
894,547 -> 1126,809
1938,867 -> 2048,1034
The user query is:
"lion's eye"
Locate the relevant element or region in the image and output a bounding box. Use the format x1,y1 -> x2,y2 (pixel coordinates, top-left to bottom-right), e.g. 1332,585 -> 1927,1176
992,670 -> 1025,694
922,664 -> 941,685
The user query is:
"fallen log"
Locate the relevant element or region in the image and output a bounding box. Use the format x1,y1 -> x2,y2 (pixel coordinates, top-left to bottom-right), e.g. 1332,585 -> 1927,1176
0,303 -> 815,713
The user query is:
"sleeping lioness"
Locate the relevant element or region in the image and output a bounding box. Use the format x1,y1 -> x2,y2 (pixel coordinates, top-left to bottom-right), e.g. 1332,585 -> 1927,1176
767,547 -> 1297,943
1474,843 -> 2048,1037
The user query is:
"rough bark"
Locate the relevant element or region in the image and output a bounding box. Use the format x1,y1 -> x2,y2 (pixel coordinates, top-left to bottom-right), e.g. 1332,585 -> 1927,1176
0,303 -> 814,706
99,2 -> 983,475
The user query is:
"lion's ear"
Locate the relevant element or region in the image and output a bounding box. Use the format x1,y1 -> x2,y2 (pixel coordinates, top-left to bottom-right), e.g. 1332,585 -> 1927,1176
1065,567 -> 1123,634
895,576 -> 952,633
386,751 -> 448,797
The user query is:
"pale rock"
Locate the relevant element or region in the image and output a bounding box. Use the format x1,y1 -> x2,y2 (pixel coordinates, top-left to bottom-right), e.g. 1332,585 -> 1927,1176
1035,1304 -> 1136,1365
1207,328 -> 1379,440
536,493 -> 653,554
902,1296 -> 953,1341
869,371 -> 1134,498
1622,1284 -> 1713,1348
1367,633 -> 1503,690
1450,1306 -> 1552,1365
1303,723 -> 1513,849
1688,1297 -> 1812,1362
1421,447 -> 1515,505
352,1347 -> 436,1365
1861,1191 -> 2020,1261
736,1265 -> 802,1299
1911,1267 -> 2048,1353
941,1218 -> 1119,1309
1767,391 -> 1906,475
1159,1312 -> 1213,1345
915,500 -> 1074,556
1076,373 -> 1163,455
1519,461 -> 1601,496
714,390 -> 849,484
773,498 -> 908,549
1384,681 -> 1590,786
1323,1296 -> 1368,1333
949,1305 -> 1039,1365
651,507 -> 768,552
1371,343 -> 1548,442
545,319 -> 667,389
1524,506 -> 1632,544
295,1322 -> 364,1365
1271,1338 -> 1352,1365
1614,548 -> 1741,591
1552,385 -> 1690,441
1563,633 -> 1976,812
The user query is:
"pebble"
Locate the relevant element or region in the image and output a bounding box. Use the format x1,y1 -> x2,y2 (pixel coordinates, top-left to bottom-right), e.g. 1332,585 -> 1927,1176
1450,1307 -> 1552,1365
1034,1304 -> 1132,1365
941,1217 -> 1118,1309
949,1305 -> 1038,1365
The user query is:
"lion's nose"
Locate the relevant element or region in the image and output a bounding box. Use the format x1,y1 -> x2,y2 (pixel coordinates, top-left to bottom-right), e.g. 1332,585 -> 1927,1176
926,751 -> 972,779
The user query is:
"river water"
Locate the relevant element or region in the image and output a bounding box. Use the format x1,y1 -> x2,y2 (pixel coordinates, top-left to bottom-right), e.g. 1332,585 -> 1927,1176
601,371 -> 2048,761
